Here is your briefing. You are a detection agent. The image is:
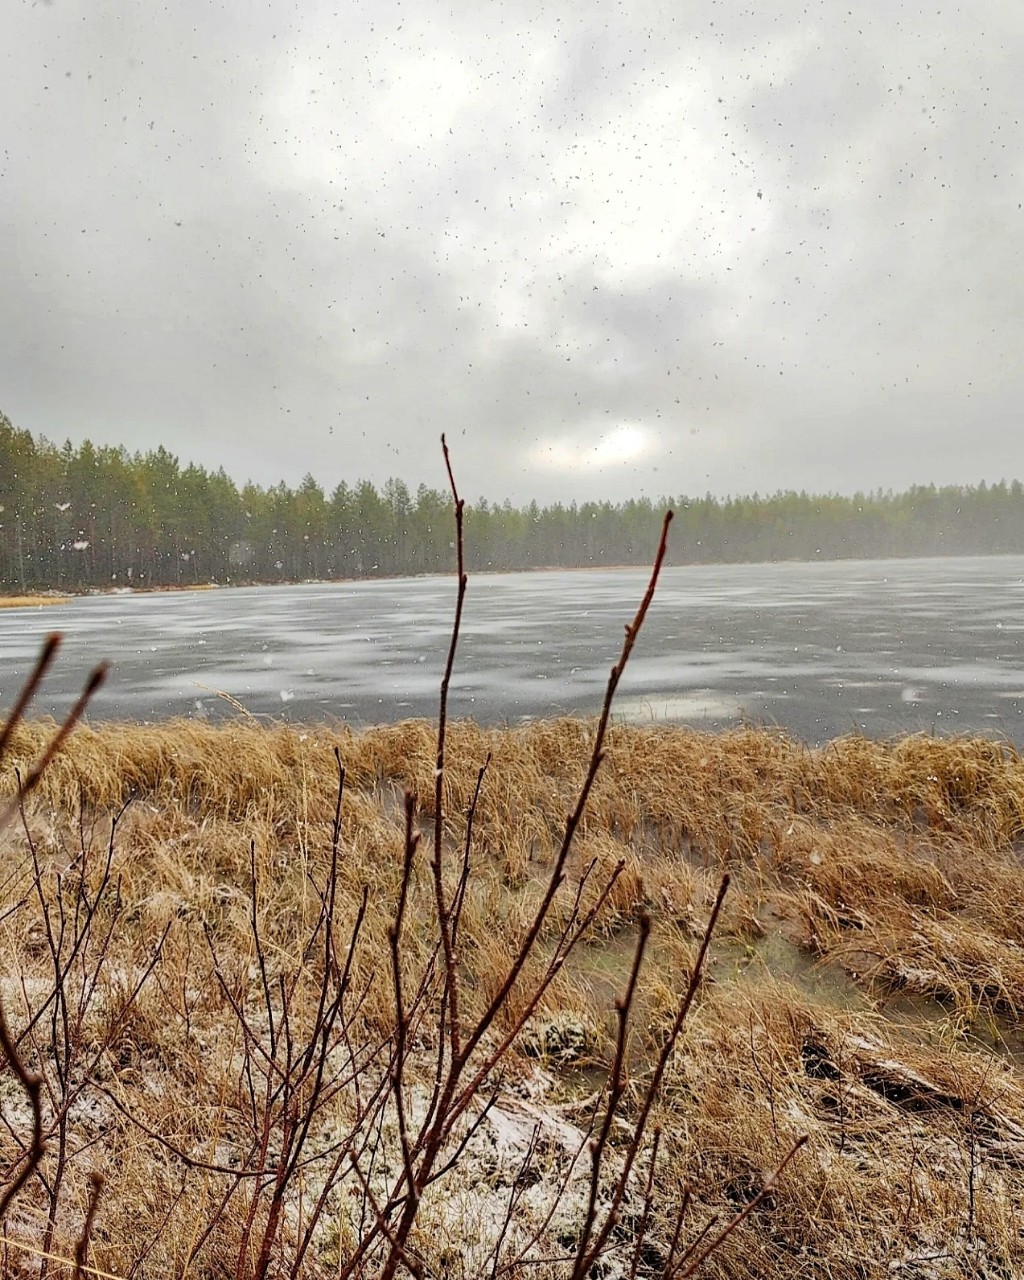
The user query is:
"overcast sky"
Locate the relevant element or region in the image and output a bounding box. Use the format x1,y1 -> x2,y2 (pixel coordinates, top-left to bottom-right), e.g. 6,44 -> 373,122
3,1 -> 1022,506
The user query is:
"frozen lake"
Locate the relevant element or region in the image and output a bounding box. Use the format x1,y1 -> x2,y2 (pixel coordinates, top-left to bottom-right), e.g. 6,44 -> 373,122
3,554 -> 1024,745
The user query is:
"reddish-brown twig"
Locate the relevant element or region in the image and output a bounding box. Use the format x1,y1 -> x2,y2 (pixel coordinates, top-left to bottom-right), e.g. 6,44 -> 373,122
0,999 -> 43,1222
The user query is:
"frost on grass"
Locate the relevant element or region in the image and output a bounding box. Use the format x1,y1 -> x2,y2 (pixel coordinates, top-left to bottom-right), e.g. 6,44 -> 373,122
290,1067 -> 649,1279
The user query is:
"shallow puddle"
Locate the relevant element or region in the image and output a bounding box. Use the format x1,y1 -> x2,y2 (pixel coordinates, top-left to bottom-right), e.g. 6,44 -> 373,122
710,929 -> 871,1011
559,910 -> 1024,1073
877,989 -> 1024,1065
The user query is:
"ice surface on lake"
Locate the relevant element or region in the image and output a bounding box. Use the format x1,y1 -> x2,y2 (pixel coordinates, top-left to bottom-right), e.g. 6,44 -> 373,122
0,554 -> 1022,745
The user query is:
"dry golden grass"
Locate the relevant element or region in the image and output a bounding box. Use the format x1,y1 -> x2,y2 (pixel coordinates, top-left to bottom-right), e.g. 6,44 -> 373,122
2,717 -> 1024,1276
0,595 -> 72,608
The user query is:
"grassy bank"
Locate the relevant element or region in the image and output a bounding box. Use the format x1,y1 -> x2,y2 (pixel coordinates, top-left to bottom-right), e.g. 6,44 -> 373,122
1,716 -> 1023,1277
0,595 -> 72,609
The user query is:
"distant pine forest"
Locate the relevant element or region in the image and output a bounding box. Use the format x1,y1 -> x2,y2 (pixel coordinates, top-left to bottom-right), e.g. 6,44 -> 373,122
2,413 -> 1023,592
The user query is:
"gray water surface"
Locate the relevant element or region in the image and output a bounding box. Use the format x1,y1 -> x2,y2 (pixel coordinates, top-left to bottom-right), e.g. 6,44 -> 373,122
3,555 -> 1024,745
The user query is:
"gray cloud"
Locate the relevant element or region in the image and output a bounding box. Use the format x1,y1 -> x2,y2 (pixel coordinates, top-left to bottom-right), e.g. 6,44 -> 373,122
3,0 -> 1023,506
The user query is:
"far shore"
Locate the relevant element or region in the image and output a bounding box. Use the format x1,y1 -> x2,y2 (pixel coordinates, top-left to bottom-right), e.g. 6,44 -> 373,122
0,593 -> 73,608
7,546 -> 1024,603
1,569 -> 641,603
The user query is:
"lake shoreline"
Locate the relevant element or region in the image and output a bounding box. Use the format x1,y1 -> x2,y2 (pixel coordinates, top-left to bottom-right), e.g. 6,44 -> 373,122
12,543 -> 1024,603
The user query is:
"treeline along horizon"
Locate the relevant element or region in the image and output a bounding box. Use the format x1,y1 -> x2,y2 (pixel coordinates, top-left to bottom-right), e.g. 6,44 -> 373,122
2,412 -> 1024,591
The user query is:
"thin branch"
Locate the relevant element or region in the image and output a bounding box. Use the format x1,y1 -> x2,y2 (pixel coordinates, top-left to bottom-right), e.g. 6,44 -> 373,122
0,662 -> 108,834
249,840 -> 277,1058
460,510 -> 674,1067
450,753 -> 490,951
433,433 -> 469,1066
74,1172 -> 104,1280
571,914 -> 652,1280
348,1152 -> 426,1280
374,506 -> 675,1280
674,1135 -> 809,1278
387,792 -> 422,1222
448,858 -> 628,1126
627,1131 -> 662,1280
617,873 -> 731,1172
0,998 -> 44,1222
0,633 -> 61,760
661,1181 -> 693,1276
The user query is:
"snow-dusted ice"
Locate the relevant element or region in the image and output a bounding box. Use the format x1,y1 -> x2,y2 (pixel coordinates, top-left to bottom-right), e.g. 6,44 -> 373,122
1,554 -> 1022,745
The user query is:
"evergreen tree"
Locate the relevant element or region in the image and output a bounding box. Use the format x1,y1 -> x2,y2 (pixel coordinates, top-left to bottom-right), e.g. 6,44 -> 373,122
2,410 -> 1023,592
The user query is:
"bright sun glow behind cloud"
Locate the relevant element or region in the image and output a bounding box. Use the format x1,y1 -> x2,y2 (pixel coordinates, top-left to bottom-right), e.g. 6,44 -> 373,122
529,424 -> 658,472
